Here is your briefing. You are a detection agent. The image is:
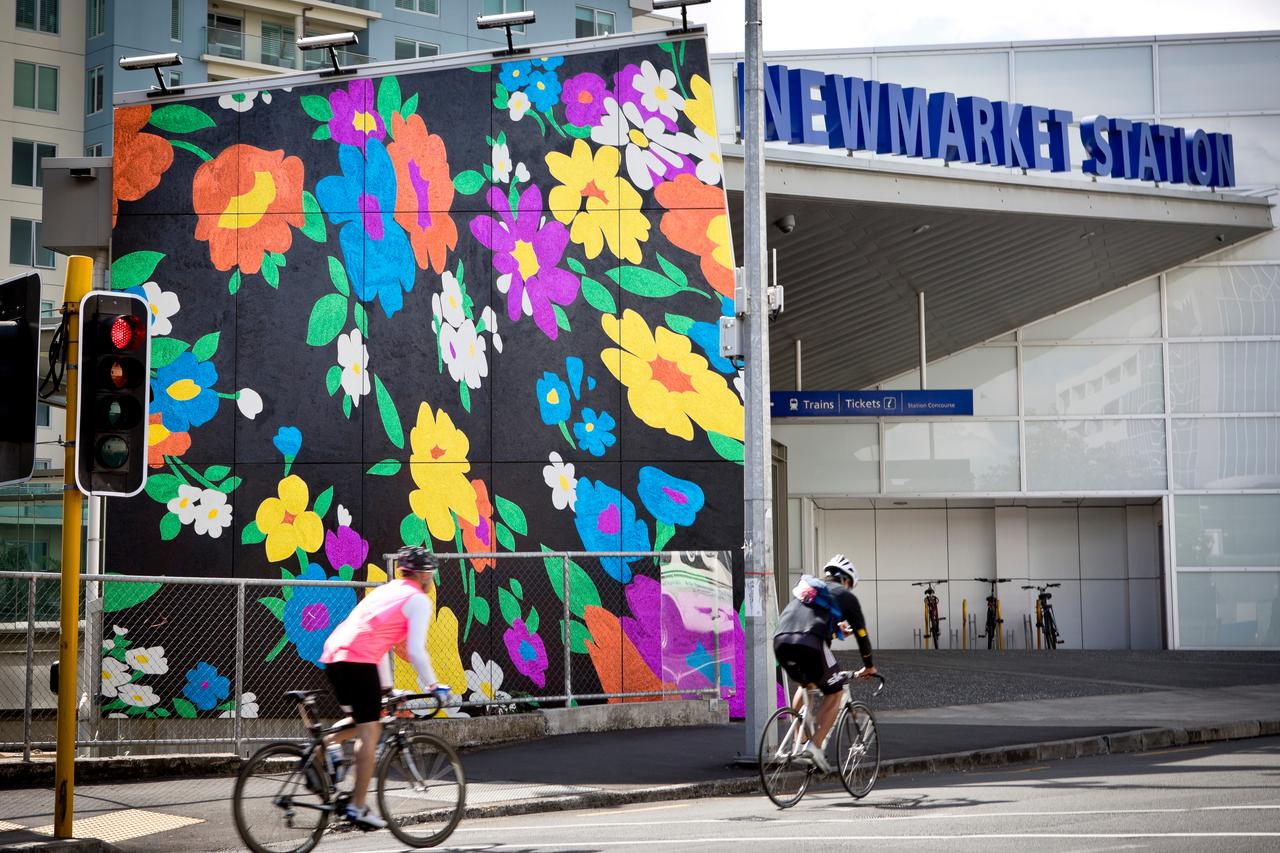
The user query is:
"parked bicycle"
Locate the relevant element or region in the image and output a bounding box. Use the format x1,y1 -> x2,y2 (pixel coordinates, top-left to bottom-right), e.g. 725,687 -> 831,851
974,577 -> 1012,649
232,688 -> 465,853
911,580 -> 947,648
758,672 -> 886,808
1022,583 -> 1063,649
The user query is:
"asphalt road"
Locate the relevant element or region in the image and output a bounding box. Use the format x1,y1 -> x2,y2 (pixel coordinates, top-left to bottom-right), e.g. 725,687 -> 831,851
305,736 -> 1280,853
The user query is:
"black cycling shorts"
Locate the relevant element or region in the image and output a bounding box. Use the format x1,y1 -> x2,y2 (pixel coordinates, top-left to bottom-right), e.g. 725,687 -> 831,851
773,631 -> 844,695
324,661 -> 381,723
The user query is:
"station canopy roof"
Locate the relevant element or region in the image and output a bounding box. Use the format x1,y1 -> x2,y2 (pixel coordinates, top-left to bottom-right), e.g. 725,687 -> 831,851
721,146 -> 1276,390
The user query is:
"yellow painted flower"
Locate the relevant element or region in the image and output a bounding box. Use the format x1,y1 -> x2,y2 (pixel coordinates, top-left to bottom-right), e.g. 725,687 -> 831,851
255,474 -> 324,562
601,310 -> 744,442
546,139 -> 649,263
685,74 -> 718,138
393,600 -> 466,715
408,403 -> 480,541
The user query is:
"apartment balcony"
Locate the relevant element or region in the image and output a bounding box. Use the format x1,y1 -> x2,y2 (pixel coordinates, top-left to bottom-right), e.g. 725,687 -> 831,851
203,28 -> 370,80
207,0 -> 380,30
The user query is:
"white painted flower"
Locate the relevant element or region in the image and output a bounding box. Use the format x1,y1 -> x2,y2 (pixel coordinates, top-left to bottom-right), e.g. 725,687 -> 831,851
507,89 -> 531,121
591,98 -> 695,191
542,452 -> 577,511
218,692 -> 259,719
733,371 -> 745,401
106,712 -> 127,719
440,319 -> 488,391
464,652 -> 511,703
125,646 -> 168,675
137,281 -> 180,337
480,306 -> 503,354
433,271 -> 467,329
513,161 -> 529,183
118,684 -> 161,708
689,126 -> 723,186
336,328 -> 371,404
491,142 -> 514,183
217,91 -> 264,112
235,388 -> 262,420
101,657 -> 131,698
336,504 -> 352,528
167,485 -> 203,525
632,60 -> 685,122
193,489 -> 233,538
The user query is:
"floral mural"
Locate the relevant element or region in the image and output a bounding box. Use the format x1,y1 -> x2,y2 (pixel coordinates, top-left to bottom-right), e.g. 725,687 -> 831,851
104,34 -> 746,717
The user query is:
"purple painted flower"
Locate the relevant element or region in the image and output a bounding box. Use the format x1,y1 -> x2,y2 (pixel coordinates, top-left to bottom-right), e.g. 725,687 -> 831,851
620,574 -> 661,676
561,72 -> 610,127
503,619 -> 548,688
614,64 -> 677,131
327,79 -> 385,148
324,525 -> 369,573
470,184 -> 580,341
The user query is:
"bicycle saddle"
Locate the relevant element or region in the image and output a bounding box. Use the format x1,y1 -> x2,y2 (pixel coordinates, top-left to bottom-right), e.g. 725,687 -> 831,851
284,689 -> 323,702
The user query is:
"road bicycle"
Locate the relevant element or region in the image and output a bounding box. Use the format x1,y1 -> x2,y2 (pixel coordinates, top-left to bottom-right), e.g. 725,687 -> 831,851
232,688 -> 465,853
758,672 -> 885,808
911,580 -> 947,648
1022,583 -> 1063,649
975,577 -> 1012,649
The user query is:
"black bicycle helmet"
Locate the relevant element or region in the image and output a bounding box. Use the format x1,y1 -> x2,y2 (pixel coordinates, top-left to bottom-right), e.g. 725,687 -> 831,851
396,546 -> 438,574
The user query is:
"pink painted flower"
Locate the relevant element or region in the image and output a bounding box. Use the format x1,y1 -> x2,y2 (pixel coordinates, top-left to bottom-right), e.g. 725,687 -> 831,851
502,618 -> 548,688
561,72 -> 610,127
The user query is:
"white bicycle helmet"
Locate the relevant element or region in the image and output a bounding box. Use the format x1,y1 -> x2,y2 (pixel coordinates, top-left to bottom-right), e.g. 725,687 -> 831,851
823,554 -> 858,587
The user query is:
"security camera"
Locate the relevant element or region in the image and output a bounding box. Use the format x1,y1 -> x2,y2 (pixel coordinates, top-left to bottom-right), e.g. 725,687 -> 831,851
118,53 -> 182,71
297,32 -> 359,51
774,214 -> 796,235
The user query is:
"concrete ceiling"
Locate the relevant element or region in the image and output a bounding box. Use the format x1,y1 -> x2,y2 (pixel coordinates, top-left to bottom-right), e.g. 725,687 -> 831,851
722,147 -> 1275,390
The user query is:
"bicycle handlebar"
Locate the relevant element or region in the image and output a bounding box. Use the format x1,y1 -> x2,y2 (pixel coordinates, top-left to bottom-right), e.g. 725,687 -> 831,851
974,577 -> 1012,583
838,671 -> 886,697
911,580 -> 948,586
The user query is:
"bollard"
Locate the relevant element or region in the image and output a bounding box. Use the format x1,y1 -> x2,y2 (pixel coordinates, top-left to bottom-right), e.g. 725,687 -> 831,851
912,628 -> 922,650
961,599 -> 967,650
922,600 -> 930,649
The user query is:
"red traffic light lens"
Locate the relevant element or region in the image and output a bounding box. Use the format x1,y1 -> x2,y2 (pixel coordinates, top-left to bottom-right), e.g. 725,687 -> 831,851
104,315 -> 144,351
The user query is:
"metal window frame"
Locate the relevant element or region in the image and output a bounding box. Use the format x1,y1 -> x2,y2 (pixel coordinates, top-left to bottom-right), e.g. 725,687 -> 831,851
395,0 -> 440,16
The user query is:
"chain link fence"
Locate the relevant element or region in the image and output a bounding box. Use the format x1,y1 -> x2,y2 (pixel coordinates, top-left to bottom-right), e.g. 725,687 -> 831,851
0,550 -> 736,761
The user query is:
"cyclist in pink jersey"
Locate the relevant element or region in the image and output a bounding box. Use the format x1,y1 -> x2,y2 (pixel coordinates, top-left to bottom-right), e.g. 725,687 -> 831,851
319,546 -> 441,830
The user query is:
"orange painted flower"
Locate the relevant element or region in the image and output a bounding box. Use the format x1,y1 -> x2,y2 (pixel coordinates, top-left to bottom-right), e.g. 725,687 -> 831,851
112,105 -> 174,224
146,412 -> 190,468
652,173 -> 734,299
192,144 -> 304,274
388,113 -> 457,274
583,606 -> 672,703
459,479 -> 497,572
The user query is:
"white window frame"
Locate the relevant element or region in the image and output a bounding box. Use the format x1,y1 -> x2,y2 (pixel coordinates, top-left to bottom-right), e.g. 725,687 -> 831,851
12,138 -> 56,188
394,0 -> 439,15
575,6 -> 615,38
16,0 -> 59,35
394,37 -> 440,60
87,65 -> 105,115
85,142 -> 103,157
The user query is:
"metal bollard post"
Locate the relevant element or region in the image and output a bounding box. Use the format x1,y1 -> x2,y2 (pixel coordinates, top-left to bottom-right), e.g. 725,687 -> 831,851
234,582 -> 245,756
24,576 -> 36,762
562,555 -> 572,707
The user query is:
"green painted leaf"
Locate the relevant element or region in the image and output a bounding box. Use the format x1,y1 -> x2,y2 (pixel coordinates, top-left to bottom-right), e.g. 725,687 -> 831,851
312,125 -> 331,141
152,707 -> 170,718
580,276 -> 617,314
262,253 -> 281,288
172,697 -> 198,718
377,75 -> 402,133
459,380 -> 471,413
472,596 -> 490,625
228,269 -> 241,295
170,139 -> 212,161
374,375 -> 404,450
509,182 -> 520,214
565,256 -> 586,275
353,302 -> 368,337
401,512 -> 427,547
664,313 -> 696,334
301,94 -> 333,122
467,64 -> 492,72
494,495 -> 528,536
494,521 -> 514,551
493,83 -> 510,110
342,393 -> 352,418
148,104 -> 216,133
144,473 -> 181,503
328,256 -> 350,296
149,337 -> 190,369
301,191 -> 325,242
241,520 -> 266,545
401,92 -> 419,117
159,512 -> 181,541
542,546 -> 601,618
191,331 -> 220,362
564,122 -> 592,139
453,170 -> 485,195
553,304 -> 571,332
606,265 -> 683,298
257,597 -> 285,619
338,565 -> 354,581
654,521 -> 676,551
482,163 -> 493,182
217,476 -> 242,494
707,431 -> 745,463
326,364 -> 342,396
306,293 -> 348,347
525,605 -> 539,633
367,459 -> 402,476
561,619 -> 591,654
498,586 -> 520,627
313,486 -> 334,520
204,465 -> 231,482
656,253 -> 689,288
103,578 -> 162,613
510,577 -> 524,600
111,251 -> 164,291
270,251 -> 286,269
264,634 -> 289,662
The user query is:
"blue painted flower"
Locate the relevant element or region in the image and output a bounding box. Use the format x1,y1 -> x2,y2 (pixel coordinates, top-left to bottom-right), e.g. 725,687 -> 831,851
151,351 -> 219,432
532,55 -> 563,71
525,69 -> 562,112
316,140 -> 415,317
536,371 -> 571,425
573,479 -> 650,583
573,408 -> 616,457
182,661 -> 230,711
638,466 -> 705,527
687,320 -> 735,374
273,426 -> 302,460
499,59 -> 534,92
282,564 -> 358,667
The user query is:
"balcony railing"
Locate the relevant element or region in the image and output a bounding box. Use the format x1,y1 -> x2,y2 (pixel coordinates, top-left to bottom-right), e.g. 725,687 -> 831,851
204,27 -> 368,70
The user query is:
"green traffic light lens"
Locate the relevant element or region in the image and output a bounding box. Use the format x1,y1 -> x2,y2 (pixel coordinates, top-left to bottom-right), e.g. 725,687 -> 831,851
96,435 -> 129,470
97,396 -> 142,430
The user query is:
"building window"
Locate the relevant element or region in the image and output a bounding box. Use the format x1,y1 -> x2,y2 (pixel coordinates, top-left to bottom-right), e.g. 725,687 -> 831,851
85,142 -> 103,157
168,69 -> 182,87
16,0 -> 58,34
14,61 -> 58,112
206,13 -> 243,60
41,299 -> 54,320
171,0 -> 182,41
36,403 -> 50,427
575,6 -> 615,37
394,38 -> 440,61
12,139 -> 56,188
9,219 -> 55,269
88,0 -> 105,37
261,22 -> 296,68
87,66 -> 104,115
483,0 -> 525,32
34,459 -> 51,470
394,0 -> 438,14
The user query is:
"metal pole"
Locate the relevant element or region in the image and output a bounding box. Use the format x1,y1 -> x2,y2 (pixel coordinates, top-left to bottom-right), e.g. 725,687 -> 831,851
918,291 -> 927,389
562,556 -> 572,707
79,493 -> 102,753
742,0 -> 776,759
23,576 -> 35,762
234,582 -> 245,756
55,254 -> 93,838
793,339 -> 801,390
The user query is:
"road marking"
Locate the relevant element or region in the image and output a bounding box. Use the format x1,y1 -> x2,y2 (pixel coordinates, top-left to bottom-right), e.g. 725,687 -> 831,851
582,803 -> 691,817
28,809 -> 203,843
1006,764 -> 1049,772
0,820 -> 26,832
1139,745 -> 1212,758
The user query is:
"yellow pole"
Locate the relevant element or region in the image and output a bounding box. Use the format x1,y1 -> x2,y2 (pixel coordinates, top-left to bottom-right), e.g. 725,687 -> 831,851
923,600 -> 930,649
961,599 -> 967,650
996,598 -> 1004,650
55,255 -> 92,839
1035,598 -> 1042,651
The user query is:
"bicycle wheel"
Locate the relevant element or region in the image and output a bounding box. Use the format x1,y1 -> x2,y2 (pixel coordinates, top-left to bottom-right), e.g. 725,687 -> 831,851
986,610 -> 996,649
758,705 -> 812,809
834,702 -> 881,798
1043,608 -> 1058,650
377,732 -> 466,847
232,741 -> 330,853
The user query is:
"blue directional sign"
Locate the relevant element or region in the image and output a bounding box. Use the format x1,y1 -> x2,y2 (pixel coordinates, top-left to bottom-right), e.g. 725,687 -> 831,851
771,389 -> 974,417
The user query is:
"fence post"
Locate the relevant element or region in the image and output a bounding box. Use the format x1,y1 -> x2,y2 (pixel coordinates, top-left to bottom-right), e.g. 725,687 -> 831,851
23,576 -> 36,762
234,582 -> 245,757
712,562 -> 721,702
562,555 -> 572,707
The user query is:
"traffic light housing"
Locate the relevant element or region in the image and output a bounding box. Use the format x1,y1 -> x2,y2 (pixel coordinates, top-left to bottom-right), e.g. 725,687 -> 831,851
0,273 -> 41,486
75,292 -> 150,496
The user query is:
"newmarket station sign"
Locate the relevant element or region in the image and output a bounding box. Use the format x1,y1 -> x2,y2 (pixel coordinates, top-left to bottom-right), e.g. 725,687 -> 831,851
738,63 -> 1237,188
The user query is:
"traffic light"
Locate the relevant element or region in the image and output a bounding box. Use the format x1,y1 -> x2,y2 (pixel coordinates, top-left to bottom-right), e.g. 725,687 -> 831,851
0,273 -> 41,486
75,292 -> 150,497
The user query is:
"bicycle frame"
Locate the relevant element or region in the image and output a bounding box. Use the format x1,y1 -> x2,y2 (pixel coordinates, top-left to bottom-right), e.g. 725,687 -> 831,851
974,577 -> 1011,650
911,580 -> 947,649
1021,583 -> 1062,649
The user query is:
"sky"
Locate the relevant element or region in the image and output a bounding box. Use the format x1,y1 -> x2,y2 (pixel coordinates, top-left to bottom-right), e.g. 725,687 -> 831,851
680,0 -> 1280,53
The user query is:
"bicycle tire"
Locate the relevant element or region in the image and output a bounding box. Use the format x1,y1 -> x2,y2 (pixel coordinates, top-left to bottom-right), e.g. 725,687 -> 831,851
834,702 -> 881,798
376,731 -> 466,847
1043,607 -> 1058,650
758,705 -> 812,809
232,741 -> 330,853
986,610 -> 997,649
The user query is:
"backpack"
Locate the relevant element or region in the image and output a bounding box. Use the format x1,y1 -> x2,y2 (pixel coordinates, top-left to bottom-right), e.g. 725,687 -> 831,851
793,574 -> 846,640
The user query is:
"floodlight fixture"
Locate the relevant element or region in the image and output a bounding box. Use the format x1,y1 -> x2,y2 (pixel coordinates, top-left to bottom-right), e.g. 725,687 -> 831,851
297,31 -> 359,76
651,0 -> 710,32
117,52 -> 184,96
476,10 -> 536,56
